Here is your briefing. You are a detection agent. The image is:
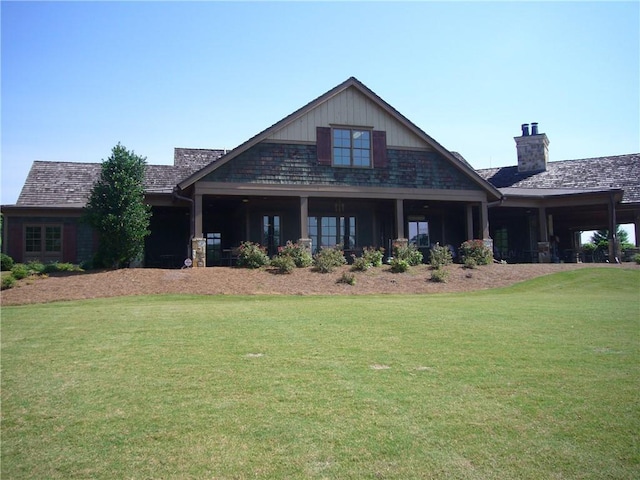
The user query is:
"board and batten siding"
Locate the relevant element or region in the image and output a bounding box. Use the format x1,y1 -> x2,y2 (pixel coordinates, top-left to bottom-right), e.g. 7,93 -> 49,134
267,87 -> 428,150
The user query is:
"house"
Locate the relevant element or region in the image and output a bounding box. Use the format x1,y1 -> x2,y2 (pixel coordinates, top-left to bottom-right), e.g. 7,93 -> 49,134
2,77 -> 638,267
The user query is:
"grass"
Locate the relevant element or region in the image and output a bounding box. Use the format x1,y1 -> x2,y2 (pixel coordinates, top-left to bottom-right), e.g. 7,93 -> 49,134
2,268 -> 639,479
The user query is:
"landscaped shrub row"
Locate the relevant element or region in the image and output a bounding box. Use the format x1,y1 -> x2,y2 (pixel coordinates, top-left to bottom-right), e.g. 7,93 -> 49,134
1,255 -> 83,290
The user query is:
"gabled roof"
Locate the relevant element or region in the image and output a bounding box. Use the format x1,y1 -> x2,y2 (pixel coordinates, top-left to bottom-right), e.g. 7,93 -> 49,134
178,77 -> 502,199
477,153 -> 640,204
13,148 -> 227,208
14,161 -> 206,207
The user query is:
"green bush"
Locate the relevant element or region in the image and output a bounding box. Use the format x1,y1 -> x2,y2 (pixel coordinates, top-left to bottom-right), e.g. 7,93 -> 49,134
269,255 -> 296,274
42,262 -> 83,274
634,253 -> 640,265
313,245 -> 347,273
430,268 -> 449,283
393,243 -> 423,266
1,253 -> 14,271
390,258 -> 410,273
235,242 -> 270,269
1,274 -> 16,290
10,263 -> 29,280
459,240 -> 493,266
362,247 -> 384,267
430,243 -> 452,269
351,255 -> 371,272
278,241 -> 313,268
25,261 -> 45,275
463,257 -> 478,269
337,271 -> 356,285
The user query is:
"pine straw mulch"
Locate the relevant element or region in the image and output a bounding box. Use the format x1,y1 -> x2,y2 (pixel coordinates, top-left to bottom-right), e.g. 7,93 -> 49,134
2,262 -> 637,307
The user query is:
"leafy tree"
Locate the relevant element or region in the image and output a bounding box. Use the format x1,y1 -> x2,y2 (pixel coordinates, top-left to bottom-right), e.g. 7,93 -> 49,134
590,227 -> 632,249
84,144 -> 152,268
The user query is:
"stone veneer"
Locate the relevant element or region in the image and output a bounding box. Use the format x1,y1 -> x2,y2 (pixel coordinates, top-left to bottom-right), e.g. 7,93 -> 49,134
515,133 -> 549,173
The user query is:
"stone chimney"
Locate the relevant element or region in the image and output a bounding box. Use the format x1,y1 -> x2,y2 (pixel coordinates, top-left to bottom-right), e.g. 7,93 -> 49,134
515,122 -> 549,173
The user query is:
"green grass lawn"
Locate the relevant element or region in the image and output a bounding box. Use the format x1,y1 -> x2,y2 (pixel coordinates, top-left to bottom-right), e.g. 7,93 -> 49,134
2,268 -> 639,479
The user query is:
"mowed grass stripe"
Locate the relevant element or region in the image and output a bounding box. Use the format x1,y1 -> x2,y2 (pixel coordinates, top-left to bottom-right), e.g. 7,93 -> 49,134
2,268 -> 639,479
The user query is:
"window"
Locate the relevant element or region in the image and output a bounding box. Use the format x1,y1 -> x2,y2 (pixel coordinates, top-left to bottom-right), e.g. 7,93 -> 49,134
333,128 -> 371,167
408,221 -> 429,247
308,216 -> 356,252
24,225 -> 62,260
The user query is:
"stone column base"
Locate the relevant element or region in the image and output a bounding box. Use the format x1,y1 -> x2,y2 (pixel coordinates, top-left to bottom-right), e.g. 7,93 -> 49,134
191,237 -> 206,267
537,241 -> 550,263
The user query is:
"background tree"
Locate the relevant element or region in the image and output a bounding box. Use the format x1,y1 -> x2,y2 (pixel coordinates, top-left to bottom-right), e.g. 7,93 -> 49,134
84,144 -> 152,268
590,227 -> 631,249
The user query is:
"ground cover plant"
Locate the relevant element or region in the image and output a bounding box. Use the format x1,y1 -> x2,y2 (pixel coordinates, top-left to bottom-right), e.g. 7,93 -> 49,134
2,268 -> 638,479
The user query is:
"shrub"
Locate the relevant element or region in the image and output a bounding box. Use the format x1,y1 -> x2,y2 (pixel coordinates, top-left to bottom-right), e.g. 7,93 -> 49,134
634,253 -> 640,265
459,240 -> 493,266
337,271 -> 356,286
42,262 -> 83,274
1,253 -> 14,271
1,274 -> 16,290
393,243 -> 423,266
430,243 -> 453,269
430,268 -> 449,283
362,247 -> 384,267
269,255 -> 296,274
463,257 -> 478,269
25,261 -> 45,275
351,255 -> 371,271
278,241 -> 313,268
390,258 -> 410,273
313,245 -> 347,273
235,242 -> 270,269
10,263 -> 29,280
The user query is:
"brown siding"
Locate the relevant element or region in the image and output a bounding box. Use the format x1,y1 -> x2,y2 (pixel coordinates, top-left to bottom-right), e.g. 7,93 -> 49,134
7,222 -> 22,262
63,223 -> 77,263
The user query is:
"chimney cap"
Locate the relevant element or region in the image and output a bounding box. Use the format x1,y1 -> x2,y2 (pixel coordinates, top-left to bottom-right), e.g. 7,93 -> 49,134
521,123 -> 530,136
531,122 -> 539,135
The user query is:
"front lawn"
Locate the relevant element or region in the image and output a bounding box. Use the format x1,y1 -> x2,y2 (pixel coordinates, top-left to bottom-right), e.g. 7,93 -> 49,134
2,268 -> 638,479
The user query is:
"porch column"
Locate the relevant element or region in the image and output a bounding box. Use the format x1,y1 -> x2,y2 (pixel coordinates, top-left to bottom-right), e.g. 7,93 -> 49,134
194,194 -> 203,237
608,194 -> 619,262
298,196 -> 312,252
480,201 -> 490,239
395,199 -> 405,240
635,213 -> 640,248
537,207 -> 550,263
466,205 -> 474,240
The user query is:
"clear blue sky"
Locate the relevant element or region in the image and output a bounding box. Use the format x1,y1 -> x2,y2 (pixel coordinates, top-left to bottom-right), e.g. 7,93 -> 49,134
2,1 -> 639,240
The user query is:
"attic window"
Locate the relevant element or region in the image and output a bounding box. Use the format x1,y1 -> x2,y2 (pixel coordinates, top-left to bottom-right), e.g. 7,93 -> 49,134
333,128 -> 371,167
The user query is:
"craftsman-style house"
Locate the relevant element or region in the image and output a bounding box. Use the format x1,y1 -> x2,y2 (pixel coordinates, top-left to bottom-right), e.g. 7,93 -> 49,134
2,77 -> 638,267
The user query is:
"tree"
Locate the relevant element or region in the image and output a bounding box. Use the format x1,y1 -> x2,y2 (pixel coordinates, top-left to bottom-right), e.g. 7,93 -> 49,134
590,227 -> 631,249
84,144 -> 152,268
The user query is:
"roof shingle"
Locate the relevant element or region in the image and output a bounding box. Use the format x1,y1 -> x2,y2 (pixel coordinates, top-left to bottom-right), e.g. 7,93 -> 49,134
476,154 -> 640,203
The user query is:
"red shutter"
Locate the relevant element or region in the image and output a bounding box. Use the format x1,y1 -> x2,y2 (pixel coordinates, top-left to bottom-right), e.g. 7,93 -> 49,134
373,130 -> 388,168
316,127 -> 331,165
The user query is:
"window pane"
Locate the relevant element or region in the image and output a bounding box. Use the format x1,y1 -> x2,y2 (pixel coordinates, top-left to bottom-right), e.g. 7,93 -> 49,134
25,226 -> 42,252
333,147 -> 350,165
408,221 -> 429,247
45,226 -> 62,252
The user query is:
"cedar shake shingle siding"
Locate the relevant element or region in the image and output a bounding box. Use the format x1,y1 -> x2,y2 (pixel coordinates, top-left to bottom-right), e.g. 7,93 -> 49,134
477,154 -> 640,204
203,143 -> 482,191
